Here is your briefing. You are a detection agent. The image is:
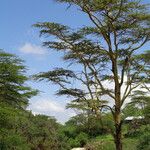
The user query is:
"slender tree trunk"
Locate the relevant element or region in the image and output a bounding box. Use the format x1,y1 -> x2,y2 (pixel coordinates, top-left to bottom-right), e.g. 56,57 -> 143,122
112,58 -> 123,150
114,109 -> 122,150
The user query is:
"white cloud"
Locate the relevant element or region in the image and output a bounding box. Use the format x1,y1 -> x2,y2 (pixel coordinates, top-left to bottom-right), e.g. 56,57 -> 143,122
28,98 -> 76,124
29,98 -> 64,113
100,75 -> 150,107
19,43 -> 47,55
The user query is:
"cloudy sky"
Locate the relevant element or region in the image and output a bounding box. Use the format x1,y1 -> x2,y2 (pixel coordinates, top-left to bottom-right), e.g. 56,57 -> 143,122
0,0 -> 149,123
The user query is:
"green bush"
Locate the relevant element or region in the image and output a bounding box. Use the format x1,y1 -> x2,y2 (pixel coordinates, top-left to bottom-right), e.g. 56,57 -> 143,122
0,131 -> 30,150
75,132 -> 89,147
137,125 -> 150,150
137,133 -> 150,150
67,132 -> 89,148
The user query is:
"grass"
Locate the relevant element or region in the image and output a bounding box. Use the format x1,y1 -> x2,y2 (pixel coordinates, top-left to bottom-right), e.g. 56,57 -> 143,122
85,135 -> 139,150
123,138 -> 138,150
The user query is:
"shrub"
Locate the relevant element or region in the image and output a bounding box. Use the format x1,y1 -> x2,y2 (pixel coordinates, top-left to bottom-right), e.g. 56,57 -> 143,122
75,132 -> 89,147
137,133 -> 150,150
137,125 -> 150,150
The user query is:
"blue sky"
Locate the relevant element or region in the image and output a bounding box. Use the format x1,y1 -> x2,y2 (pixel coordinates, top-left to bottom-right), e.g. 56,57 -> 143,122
0,0 -> 149,123
0,0 -> 91,123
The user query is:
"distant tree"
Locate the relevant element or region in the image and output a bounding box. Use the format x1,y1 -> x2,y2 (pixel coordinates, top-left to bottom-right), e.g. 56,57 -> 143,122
0,50 -> 38,109
34,0 -> 150,149
123,50 -> 150,123
127,91 -> 150,122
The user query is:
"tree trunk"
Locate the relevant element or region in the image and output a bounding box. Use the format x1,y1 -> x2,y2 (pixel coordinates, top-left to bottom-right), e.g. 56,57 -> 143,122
114,111 -> 122,150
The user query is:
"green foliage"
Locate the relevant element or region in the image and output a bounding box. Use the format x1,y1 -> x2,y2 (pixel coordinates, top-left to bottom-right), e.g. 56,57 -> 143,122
137,125 -> 150,150
0,50 -> 38,109
65,132 -> 89,148
122,104 -> 142,118
0,131 -> 30,150
137,133 -> 150,150
34,0 -> 150,140
34,5 -> 150,150
0,103 -> 68,150
101,113 -> 115,133
60,113 -> 116,148
0,50 -> 69,150
85,135 -> 139,150
124,90 -> 150,123
75,132 -> 89,147
65,113 -> 108,137
123,138 -> 138,150
26,115 -> 65,150
125,120 -> 143,138
85,135 -> 115,150
0,104 -> 31,150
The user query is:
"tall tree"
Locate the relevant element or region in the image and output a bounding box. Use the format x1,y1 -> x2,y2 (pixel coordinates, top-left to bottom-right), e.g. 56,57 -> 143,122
0,50 -> 38,109
34,0 -> 150,149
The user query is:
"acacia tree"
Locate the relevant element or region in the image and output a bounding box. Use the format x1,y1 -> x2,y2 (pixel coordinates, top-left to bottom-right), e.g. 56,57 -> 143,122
0,50 -> 37,149
34,0 -> 150,149
0,50 -> 38,109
